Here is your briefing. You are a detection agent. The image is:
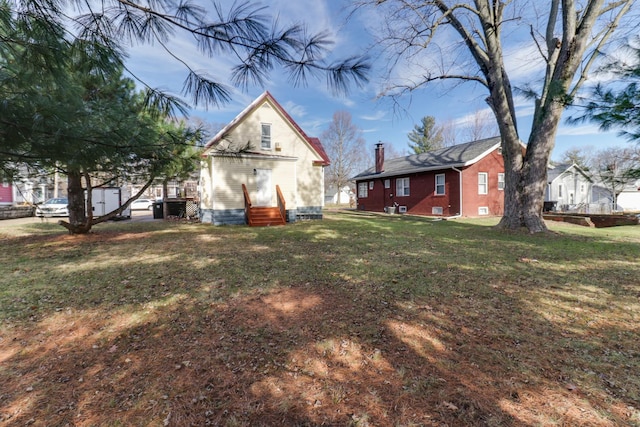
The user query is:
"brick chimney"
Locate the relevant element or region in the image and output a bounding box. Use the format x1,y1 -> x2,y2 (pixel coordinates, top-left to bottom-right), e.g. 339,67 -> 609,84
375,142 -> 384,174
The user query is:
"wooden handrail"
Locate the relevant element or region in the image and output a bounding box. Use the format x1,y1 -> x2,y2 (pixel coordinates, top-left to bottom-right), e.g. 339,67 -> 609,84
242,184 -> 252,225
276,185 -> 286,222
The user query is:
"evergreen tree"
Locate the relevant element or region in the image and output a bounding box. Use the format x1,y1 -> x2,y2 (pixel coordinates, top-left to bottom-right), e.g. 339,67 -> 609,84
572,39 -> 640,141
408,116 -> 444,154
0,4 -> 199,234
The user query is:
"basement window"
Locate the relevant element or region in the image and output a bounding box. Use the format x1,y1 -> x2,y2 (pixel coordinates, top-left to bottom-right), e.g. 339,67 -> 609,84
478,206 -> 489,215
432,206 -> 443,215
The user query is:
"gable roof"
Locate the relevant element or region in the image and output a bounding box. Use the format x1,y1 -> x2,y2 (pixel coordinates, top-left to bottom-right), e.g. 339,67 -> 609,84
202,91 -> 330,166
353,136 -> 502,180
547,163 -> 592,183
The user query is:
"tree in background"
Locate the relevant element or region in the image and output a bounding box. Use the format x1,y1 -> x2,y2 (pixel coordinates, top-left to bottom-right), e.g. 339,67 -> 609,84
322,111 -> 367,204
356,0 -> 634,233
559,147 -> 592,169
589,147 -> 640,209
462,110 -> 500,143
408,116 -> 444,154
571,37 -> 640,141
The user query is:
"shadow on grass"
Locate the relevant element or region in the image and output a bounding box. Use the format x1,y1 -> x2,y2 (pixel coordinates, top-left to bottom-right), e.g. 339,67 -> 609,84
0,212 -> 638,425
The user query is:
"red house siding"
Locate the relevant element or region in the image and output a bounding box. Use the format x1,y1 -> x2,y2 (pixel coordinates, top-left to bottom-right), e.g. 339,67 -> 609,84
460,150 -> 505,216
356,148 -> 505,217
0,182 -> 13,205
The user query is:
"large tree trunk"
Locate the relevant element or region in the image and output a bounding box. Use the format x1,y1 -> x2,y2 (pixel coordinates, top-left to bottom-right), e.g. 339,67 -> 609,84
61,171 -> 92,234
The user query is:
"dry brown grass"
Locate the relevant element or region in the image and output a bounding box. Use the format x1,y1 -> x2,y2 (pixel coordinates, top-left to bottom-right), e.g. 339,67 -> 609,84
0,212 -> 639,426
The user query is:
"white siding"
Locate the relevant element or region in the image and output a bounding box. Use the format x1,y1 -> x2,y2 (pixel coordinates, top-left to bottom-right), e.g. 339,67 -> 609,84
201,96 -> 325,212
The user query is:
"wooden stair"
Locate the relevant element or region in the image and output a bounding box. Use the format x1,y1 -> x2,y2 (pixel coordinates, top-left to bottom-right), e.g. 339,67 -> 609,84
249,206 -> 286,227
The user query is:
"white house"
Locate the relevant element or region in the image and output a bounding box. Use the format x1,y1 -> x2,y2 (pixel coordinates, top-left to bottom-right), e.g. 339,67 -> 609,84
199,92 -> 330,226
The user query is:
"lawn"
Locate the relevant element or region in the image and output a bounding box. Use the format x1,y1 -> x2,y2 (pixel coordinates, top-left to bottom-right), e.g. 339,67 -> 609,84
0,212 -> 638,426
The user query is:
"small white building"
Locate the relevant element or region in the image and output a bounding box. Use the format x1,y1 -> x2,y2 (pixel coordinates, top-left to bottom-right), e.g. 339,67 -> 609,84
617,180 -> 640,212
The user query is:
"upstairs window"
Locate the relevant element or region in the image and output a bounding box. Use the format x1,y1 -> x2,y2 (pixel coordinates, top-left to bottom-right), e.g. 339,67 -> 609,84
261,123 -> 271,149
498,173 -> 505,190
396,177 -> 410,196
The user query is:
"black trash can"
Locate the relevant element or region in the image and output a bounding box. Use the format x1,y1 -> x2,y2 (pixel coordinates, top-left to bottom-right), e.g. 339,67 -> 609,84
153,201 -> 164,219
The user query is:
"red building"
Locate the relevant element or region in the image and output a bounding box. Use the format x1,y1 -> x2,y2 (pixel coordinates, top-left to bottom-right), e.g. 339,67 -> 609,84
0,181 -> 14,205
354,137 -> 508,217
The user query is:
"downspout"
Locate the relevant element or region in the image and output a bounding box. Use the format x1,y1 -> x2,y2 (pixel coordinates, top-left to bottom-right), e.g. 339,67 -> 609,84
449,167 -> 463,219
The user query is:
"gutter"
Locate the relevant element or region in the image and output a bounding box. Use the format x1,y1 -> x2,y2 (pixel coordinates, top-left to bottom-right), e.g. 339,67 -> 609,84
448,167 -> 463,219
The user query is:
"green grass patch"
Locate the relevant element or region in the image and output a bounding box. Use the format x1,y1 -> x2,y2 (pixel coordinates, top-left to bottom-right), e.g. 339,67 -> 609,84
0,212 -> 638,426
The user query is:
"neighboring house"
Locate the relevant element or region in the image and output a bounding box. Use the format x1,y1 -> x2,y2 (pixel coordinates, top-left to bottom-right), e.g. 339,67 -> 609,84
544,163 -> 593,210
199,91 -> 330,225
353,137 -> 508,217
325,185 -> 354,205
544,163 -> 616,213
617,180 -> 640,211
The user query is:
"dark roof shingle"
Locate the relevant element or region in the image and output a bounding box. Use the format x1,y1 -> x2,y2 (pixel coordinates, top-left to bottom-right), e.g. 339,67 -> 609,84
354,136 -> 502,180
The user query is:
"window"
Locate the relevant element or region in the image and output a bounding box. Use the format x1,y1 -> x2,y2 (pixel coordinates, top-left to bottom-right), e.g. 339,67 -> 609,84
498,173 -> 505,191
558,184 -> 563,198
1,181 -> 8,188
358,182 -> 368,198
396,177 -> 410,196
384,179 -> 390,189
478,207 -> 489,215
261,123 -> 271,149
369,181 -> 374,190
478,172 -> 488,195
435,174 -> 445,195
580,183 -> 585,193
432,206 -> 443,215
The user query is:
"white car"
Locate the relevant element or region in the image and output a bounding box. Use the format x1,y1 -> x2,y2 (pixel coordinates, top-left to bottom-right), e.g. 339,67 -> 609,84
35,198 -> 69,217
130,198 -> 154,210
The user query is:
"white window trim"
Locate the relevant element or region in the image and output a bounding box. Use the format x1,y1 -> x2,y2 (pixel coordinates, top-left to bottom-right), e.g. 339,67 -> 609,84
478,206 -> 489,215
478,172 -> 488,195
435,174 -> 445,195
396,177 -> 410,197
432,206 -> 443,215
261,123 -> 271,150
369,181 -> 374,190
384,179 -> 390,189
358,182 -> 368,198
558,183 -> 563,198
497,173 -> 505,191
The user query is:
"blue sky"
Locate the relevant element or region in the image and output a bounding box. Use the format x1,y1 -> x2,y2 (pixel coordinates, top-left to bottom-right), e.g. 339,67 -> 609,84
123,0 -> 635,162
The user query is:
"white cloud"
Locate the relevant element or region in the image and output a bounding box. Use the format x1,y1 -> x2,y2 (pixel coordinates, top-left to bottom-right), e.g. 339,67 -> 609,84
360,111 -> 387,121
557,123 -> 604,137
283,101 -> 308,118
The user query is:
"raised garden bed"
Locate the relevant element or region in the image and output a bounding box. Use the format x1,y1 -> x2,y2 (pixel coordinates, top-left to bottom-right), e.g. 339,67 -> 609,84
543,212 -> 639,228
